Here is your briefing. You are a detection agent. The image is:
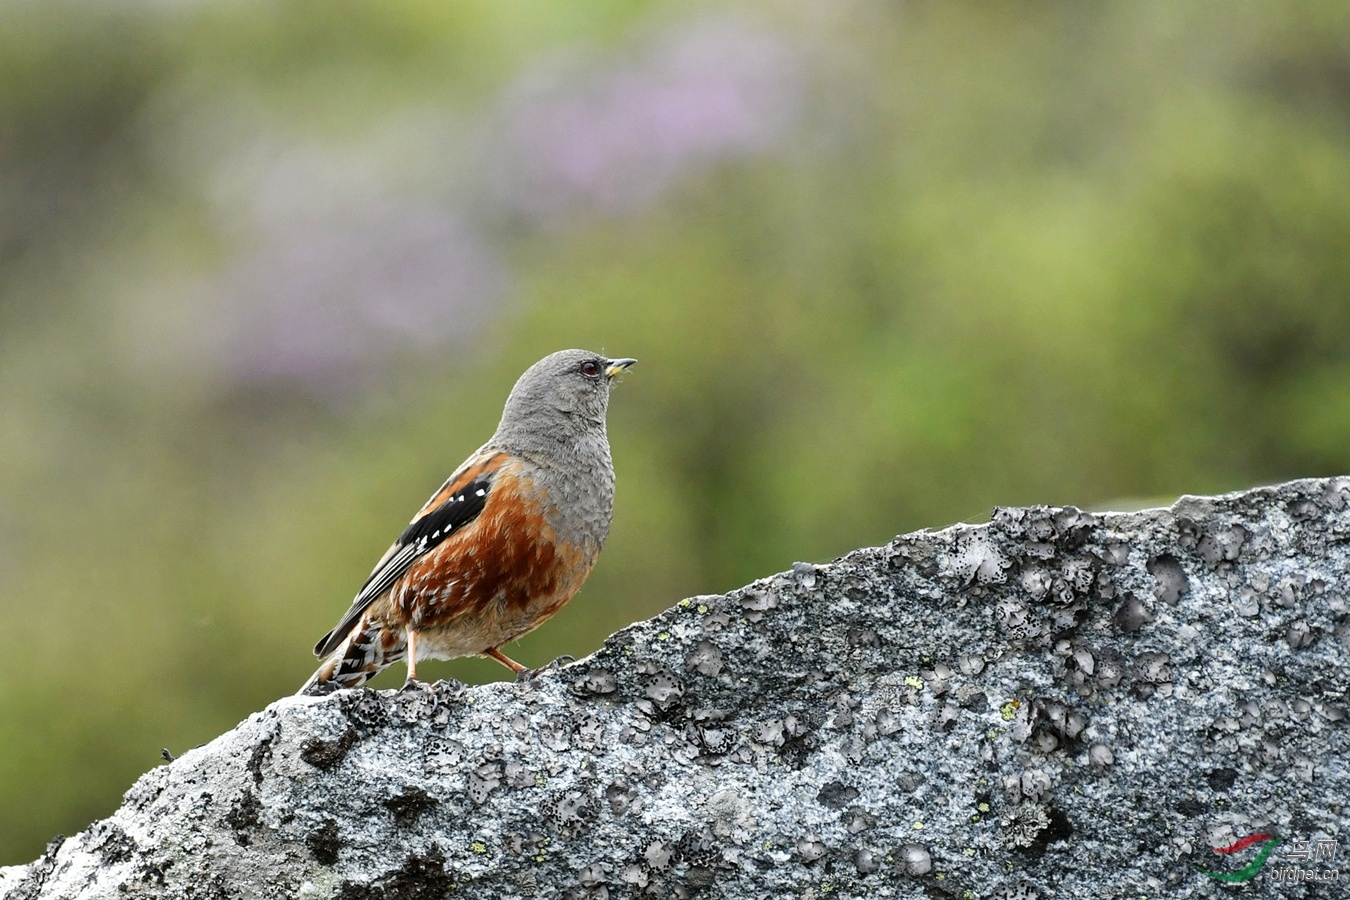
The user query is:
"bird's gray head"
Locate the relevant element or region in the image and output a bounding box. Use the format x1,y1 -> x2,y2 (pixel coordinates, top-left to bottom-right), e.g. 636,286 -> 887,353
493,349 -> 636,452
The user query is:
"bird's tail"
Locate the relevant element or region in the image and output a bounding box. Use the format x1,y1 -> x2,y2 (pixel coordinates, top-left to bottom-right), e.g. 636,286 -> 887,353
298,618 -> 404,695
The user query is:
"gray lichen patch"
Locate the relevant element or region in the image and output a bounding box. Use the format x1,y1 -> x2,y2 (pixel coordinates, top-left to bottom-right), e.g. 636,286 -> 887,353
1147,554 -> 1190,605
3,478 -> 1349,899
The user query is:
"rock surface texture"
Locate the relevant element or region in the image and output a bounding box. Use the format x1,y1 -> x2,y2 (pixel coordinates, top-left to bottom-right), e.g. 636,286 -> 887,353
3,478 -> 1349,899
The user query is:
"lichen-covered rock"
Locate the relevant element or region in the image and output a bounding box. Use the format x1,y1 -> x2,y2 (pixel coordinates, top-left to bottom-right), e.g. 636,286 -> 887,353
3,478 -> 1348,899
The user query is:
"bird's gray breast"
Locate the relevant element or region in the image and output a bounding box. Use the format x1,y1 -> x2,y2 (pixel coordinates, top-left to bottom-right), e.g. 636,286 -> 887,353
530,430 -> 616,557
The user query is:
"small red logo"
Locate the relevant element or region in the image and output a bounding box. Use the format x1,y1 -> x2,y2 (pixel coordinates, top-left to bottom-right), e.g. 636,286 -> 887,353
1198,834 -> 1282,883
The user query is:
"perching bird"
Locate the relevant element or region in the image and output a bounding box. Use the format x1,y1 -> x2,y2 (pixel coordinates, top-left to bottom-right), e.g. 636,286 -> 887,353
300,349 -> 636,694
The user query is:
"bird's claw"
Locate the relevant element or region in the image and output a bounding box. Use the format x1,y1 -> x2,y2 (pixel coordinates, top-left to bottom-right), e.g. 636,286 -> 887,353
514,655 -> 576,683
302,680 -> 343,697
399,677 -> 431,693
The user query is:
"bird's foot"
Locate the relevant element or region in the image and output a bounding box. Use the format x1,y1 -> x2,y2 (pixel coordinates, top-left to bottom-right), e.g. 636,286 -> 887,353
514,655 -> 576,683
300,679 -> 343,697
399,676 -> 432,693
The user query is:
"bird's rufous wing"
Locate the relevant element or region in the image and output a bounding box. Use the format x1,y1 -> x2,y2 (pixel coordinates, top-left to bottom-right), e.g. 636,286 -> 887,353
311,450 -> 510,658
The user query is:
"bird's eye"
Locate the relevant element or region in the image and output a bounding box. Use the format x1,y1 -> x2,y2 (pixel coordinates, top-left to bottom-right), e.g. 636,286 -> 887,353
581,360 -> 600,378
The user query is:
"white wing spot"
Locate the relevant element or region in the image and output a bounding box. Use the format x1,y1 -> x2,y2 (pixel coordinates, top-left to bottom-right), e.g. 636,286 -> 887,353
475,489 -> 486,497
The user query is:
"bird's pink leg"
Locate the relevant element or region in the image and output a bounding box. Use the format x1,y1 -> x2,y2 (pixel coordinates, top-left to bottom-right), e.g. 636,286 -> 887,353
485,647 -> 527,673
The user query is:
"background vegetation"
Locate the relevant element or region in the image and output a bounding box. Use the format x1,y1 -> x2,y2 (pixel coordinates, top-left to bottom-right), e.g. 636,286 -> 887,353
4,0 -> 1350,864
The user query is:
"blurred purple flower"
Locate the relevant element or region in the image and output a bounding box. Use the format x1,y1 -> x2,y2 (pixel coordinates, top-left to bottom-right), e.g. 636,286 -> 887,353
490,17 -> 804,222
214,198 -> 505,388
189,15 -> 804,393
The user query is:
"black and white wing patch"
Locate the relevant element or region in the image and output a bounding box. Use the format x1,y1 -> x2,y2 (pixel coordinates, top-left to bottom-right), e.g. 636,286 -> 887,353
312,472 -> 494,658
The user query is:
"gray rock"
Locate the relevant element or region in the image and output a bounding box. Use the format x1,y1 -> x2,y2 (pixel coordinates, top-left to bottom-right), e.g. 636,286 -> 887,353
3,477 -> 1348,899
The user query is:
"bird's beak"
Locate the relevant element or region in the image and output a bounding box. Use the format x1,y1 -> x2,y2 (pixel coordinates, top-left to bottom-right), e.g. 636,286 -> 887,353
605,358 -> 637,379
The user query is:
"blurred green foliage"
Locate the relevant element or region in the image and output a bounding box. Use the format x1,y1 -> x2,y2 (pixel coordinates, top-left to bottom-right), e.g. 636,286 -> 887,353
4,0 -> 1350,865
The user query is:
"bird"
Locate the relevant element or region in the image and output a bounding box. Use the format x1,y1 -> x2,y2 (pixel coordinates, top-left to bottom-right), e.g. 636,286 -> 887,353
300,349 -> 636,694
